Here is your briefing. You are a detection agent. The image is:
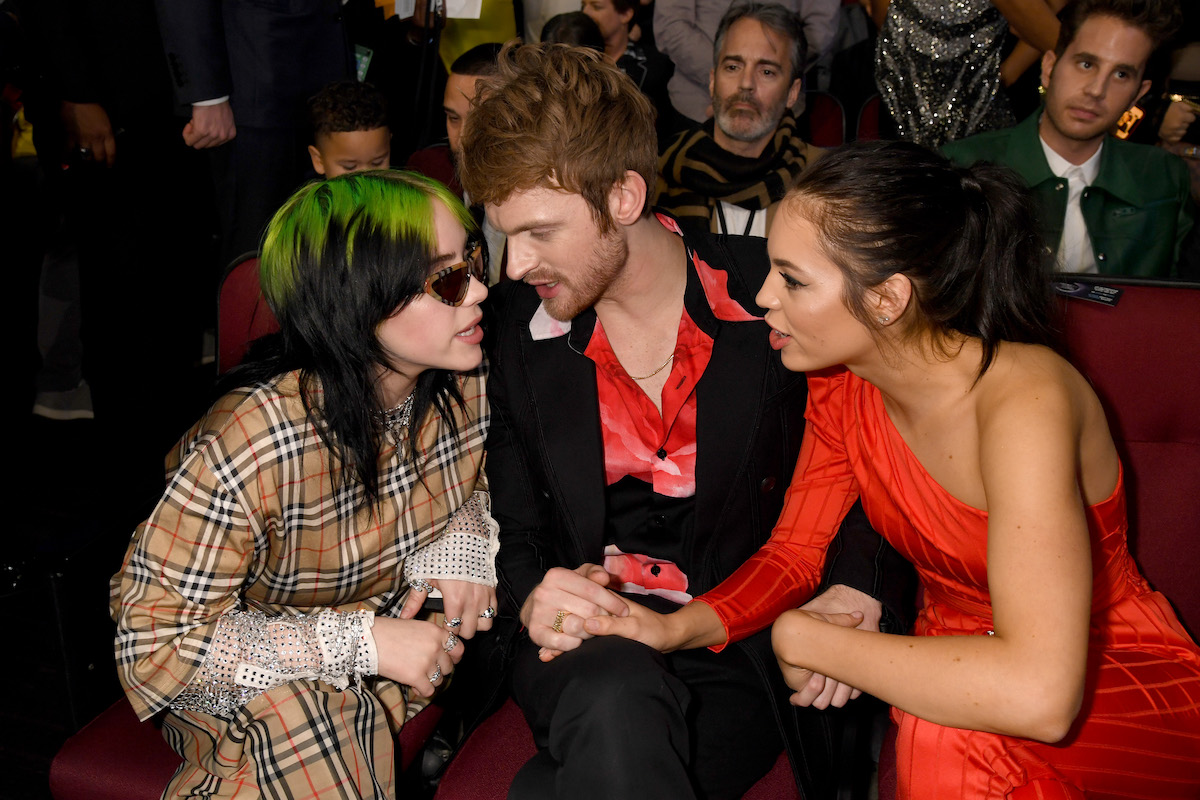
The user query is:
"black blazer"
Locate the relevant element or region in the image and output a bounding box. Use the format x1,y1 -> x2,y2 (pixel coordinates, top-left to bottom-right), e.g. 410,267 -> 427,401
484,222 -> 913,796
154,0 -> 352,128
487,224 -> 909,614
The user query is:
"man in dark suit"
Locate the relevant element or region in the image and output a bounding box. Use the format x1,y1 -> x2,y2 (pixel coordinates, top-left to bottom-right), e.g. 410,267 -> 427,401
21,0 -> 212,430
155,0 -> 353,263
461,43 -> 911,800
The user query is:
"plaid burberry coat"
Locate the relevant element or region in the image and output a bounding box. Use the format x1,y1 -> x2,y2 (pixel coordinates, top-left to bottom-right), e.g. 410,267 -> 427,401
110,366 -> 488,799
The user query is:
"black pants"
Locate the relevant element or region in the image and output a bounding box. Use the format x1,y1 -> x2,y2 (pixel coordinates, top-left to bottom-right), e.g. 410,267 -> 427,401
208,125 -> 311,268
509,634 -> 782,800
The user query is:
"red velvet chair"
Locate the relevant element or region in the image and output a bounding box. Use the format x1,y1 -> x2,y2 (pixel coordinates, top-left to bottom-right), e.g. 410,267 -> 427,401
432,698 -> 801,800
806,91 -> 847,149
49,698 -> 444,800
855,94 -> 881,142
1055,277 -> 1200,634
217,251 -> 280,375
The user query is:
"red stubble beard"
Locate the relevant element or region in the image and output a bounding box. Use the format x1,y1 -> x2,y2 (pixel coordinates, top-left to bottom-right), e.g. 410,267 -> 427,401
535,224 -> 630,322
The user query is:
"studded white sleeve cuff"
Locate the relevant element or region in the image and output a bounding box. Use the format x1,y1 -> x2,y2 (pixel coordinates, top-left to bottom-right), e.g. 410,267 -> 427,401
404,491 -> 499,588
171,608 -> 378,719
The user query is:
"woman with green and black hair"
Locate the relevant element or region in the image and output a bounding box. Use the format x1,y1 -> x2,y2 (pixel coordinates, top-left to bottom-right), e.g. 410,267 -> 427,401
111,170 -> 493,799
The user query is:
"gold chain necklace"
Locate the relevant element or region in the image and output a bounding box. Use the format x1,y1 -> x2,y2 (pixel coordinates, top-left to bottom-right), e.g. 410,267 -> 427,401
628,353 -> 675,381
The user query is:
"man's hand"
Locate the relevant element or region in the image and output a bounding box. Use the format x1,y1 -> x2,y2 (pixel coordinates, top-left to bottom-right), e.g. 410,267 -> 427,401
1160,99 -> 1197,145
779,584 -> 882,708
183,101 -> 237,149
61,101 -> 116,166
521,564 -> 629,658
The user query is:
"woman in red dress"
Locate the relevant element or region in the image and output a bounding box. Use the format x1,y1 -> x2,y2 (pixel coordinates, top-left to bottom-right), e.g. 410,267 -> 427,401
585,141 -> 1200,798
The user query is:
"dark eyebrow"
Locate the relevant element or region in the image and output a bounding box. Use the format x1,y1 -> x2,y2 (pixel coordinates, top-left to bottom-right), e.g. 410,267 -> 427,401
723,54 -> 784,71
1074,50 -> 1140,74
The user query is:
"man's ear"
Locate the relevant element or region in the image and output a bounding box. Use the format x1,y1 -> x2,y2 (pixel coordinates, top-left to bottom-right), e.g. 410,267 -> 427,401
308,144 -> 326,176
609,170 -> 648,226
1132,78 -> 1151,109
1040,49 -> 1057,93
708,69 -> 716,102
787,77 -> 802,109
868,273 -> 913,326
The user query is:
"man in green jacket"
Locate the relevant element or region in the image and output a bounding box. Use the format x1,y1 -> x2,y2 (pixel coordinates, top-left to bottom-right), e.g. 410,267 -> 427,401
943,0 -> 1192,279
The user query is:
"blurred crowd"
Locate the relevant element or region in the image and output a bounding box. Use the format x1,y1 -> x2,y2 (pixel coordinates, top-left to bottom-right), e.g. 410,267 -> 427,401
1,0 -> 1196,429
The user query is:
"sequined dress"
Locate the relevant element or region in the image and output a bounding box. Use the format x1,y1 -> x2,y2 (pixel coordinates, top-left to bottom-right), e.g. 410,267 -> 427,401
875,0 -> 1015,148
702,368 -> 1200,799
110,368 -> 489,800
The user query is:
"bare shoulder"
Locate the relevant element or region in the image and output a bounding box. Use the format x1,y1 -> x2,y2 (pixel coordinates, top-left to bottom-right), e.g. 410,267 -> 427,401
975,344 -> 1082,419
975,344 -> 1118,503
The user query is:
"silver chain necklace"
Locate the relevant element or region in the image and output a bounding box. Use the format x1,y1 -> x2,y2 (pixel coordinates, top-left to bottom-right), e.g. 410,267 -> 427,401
376,393 -> 415,441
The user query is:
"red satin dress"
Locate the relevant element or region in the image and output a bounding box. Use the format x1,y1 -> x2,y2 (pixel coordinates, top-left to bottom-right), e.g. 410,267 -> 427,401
701,368 -> 1200,799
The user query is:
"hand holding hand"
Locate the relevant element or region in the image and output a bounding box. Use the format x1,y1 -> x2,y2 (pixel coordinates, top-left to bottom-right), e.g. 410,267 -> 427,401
61,102 -> 115,166
521,564 -> 628,657
183,101 -> 237,149
582,599 -> 681,652
400,578 -> 497,639
772,606 -> 864,708
372,616 -> 465,697
778,584 -> 882,707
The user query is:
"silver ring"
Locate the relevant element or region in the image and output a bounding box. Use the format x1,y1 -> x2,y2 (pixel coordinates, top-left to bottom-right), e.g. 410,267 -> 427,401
77,146 -> 92,157
445,617 -> 462,629
443,633 -> 459,653
429,664 -> 442,683
480,606 -> 496,619
410,578 -> 434,593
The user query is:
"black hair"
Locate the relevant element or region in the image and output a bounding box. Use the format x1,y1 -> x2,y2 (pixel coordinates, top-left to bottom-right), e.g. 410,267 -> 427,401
450,43 -> 504,77
308,81 -> 389,141
226,171 -> 478,511
541,12 -> 606,52
1056,0 -> 1183,57
785,140 -> 1057,379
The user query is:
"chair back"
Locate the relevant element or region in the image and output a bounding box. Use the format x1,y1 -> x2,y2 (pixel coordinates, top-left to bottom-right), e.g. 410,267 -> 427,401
806,91 -> 846,148
217,252 -> 280,375
1056,277 -> 1200,635
855,94 -> 881,141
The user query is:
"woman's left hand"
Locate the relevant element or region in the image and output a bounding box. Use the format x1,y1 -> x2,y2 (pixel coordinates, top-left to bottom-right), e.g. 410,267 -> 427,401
400,578 -> 497,639
772,608 -> 864,708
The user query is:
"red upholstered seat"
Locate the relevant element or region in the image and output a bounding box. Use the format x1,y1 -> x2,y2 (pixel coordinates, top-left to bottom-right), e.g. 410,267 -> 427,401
806,91 -> 847,149
217,252 -> 280,375
49,698 -> 443,800
1055,278 -> 1200,635
432,698 -> 799,800
855,94 -> 881,142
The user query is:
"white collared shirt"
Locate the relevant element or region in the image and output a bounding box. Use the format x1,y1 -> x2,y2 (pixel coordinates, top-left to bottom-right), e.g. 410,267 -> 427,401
715,203 -> 767,238
1040,136 -> 1103,273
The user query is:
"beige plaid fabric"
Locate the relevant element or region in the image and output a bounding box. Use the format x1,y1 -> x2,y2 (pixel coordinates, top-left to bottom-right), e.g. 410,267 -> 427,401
111,366 -> 488,799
